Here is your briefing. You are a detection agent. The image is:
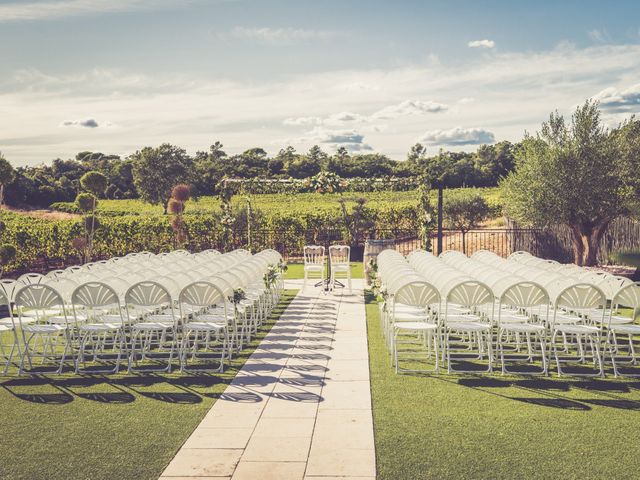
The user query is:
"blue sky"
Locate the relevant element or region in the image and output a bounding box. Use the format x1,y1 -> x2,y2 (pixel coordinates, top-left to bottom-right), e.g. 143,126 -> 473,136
2,0 -> 640,166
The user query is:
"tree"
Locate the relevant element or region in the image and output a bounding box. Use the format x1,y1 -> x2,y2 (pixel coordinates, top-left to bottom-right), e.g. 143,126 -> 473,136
407,143 -> 427,162
131,144 -> 193,214
169,184 -> 191,248
444,190 -> 490,254
417,181 -> 435,251
0,153 -> 15,206
74,171 -> 107,262
501,101 -> 640,265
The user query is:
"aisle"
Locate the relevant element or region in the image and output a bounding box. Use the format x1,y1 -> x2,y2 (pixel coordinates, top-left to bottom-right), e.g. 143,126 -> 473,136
160,279 -> 376,480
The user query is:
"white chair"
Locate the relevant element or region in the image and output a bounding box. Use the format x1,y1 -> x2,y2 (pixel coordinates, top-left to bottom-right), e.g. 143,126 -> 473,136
443,281 -> 495,374
391,281 -> 441,373
497,282 -> 549,375
604,282 -> 640,377
125,281 -> 178,373
550,284 -> 606,377
303,245 -> 325,289
0,290 -> 18,374
329,245 -> 351,292
71,282 -> 127,374
15,284 -> 75,374
179,281 -> 230,372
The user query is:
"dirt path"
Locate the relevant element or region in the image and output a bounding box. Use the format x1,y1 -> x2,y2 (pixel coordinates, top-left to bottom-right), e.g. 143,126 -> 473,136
1,205 -> 79,221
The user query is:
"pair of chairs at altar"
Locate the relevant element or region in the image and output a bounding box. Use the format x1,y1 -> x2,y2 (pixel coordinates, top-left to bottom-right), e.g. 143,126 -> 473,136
303,245 -> 352,292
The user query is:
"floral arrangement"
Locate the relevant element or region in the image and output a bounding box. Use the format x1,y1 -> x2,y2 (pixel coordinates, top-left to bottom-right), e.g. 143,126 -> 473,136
307,171 -> 348,194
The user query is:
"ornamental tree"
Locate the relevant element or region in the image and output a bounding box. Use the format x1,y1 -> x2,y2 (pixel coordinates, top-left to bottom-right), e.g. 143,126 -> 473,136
0,153 -> 15,206
131,144 -> 193,214
501,101 -> 640,265
444,190 -> 490,254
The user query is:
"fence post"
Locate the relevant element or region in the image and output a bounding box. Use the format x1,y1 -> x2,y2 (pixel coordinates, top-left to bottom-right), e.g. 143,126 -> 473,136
437,187 -> 443,255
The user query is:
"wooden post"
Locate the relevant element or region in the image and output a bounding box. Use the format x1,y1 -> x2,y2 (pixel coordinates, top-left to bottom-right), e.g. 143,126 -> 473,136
437,186 -> 443,255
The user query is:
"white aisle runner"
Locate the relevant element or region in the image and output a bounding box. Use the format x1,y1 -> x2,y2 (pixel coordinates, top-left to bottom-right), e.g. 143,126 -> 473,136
160,279 -> 376,480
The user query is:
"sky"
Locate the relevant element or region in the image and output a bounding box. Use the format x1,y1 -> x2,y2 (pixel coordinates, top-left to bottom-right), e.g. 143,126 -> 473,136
2,0 -> 640,166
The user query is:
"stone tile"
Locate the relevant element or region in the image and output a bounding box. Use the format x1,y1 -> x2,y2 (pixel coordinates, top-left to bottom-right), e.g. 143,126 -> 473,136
160,477 -> 230,480
232,461 -> 306,480
162,283 -> 375,479
252,417 -> 316,437
306,447 -> 376,478
162,448 -> 243,477
182,427 -> 254,449
319,380 -> 371,410
242,435 -> 312,462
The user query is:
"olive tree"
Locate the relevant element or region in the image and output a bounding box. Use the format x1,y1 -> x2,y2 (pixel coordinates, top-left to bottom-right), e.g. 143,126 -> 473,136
502,101 -> 640,266
131,144 -> 193,214
444,190 -> 490,254
0,153 -> 15,206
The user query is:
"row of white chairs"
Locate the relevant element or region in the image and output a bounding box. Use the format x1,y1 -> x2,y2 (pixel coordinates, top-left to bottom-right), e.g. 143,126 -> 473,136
0,248 -> 285,375
376,249 -> 640,377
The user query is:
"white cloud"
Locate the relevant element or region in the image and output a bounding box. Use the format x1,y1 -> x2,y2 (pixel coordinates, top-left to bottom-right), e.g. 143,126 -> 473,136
227,26 -> 342,45
419,127 -> 495,146
588,29 -> 611,44
4,43 -> 640,165
468,39 -> 495,49
62,118 -> 100,128
283,116 -> 321,126
372,100 -> 448,119
289,127 -> 373,152
592,83 -> 640,112
0,0 -> 191,22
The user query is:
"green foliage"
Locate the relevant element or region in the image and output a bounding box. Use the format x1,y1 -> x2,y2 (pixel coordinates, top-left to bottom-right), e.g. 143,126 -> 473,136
417,181 -> 435,250
0,243 -> 17,265
80,170 -> 108,196
0,153 -> 16,205
444,190 -> 491,232
307,171 -> 345,194
75,192 -> 97,213
501,101 -> 640,265
131,144 -> 194,213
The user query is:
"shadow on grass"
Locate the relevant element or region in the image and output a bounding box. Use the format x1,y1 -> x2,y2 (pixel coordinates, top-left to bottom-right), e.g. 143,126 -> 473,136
0,291 -> 299,406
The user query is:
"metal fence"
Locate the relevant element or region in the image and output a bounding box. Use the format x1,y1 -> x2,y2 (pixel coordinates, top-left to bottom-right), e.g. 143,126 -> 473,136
238,228 -> 545,260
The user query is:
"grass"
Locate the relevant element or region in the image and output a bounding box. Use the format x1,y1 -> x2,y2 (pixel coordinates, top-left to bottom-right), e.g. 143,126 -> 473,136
0,290 -> 297,480
365,291 -> 640,480
284,261 -> 364,280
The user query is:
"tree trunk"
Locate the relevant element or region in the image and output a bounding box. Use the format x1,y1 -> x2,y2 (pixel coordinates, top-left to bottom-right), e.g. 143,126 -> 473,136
569,225 -> 584,265
581,221 -> 609,267
461,231 -> 467,255
163,199 -> 169,215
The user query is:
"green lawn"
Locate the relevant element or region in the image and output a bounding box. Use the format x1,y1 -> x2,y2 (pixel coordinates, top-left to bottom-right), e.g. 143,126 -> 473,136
365,291 -> 640,480
284,261 -> 364,280
0,290 -> 296,480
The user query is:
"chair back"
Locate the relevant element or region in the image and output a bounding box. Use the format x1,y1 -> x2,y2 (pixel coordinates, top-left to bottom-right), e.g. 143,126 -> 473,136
72,282 -> 120,308
393,281 -> 440,308
125,281 -> 172,307
180,282 -> 226,308
611,282 -> 640,319
304,245 -> 325,266
329,245 -> 350,266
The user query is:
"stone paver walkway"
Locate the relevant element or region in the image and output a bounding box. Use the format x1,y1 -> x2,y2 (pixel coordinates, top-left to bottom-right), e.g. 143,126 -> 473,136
160,279 -> 376,480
